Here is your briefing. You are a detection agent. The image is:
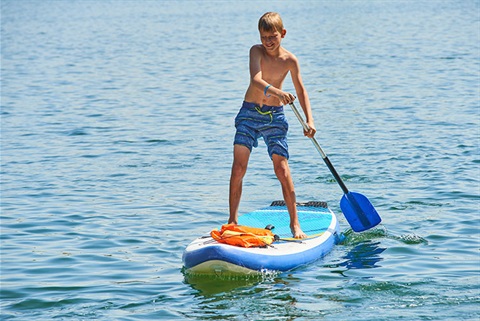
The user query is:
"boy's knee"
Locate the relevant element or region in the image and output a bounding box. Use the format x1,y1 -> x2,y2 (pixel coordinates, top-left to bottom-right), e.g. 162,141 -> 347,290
273,158 -> 290,178
231,161 -> 248,178
274,165 -> 288,180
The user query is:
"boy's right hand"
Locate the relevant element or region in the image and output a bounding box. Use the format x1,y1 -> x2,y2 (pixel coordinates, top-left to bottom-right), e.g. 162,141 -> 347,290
278,91 -> 296,105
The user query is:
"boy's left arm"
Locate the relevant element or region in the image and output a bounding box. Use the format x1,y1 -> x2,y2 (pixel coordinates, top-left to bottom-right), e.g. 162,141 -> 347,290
290,58 -> 316,138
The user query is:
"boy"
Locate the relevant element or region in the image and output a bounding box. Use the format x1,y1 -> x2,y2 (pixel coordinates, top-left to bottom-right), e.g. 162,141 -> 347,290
228,12 -> 316,239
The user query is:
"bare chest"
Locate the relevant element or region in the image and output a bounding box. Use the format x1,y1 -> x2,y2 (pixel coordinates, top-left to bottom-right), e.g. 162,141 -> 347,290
260,57 -> 290,82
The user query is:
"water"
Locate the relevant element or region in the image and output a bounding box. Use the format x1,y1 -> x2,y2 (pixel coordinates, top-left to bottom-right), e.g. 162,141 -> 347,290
1,0 -> 479,320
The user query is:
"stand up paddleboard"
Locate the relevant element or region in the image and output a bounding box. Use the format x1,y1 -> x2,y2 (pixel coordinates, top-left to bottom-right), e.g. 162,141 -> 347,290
182,201 -> 340,276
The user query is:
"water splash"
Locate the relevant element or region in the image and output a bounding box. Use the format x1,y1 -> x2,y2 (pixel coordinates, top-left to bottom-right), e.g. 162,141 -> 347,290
340,225 -> 428,246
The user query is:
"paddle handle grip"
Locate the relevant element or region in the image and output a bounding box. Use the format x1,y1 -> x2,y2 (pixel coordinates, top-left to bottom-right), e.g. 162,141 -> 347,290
289,102 -> 350,195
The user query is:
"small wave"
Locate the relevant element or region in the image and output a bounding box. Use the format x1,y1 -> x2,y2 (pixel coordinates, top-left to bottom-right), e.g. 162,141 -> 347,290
66,128 -> 89,136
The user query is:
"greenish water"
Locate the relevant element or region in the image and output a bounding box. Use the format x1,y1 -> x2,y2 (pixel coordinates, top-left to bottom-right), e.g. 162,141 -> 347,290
1,0 -> 479,320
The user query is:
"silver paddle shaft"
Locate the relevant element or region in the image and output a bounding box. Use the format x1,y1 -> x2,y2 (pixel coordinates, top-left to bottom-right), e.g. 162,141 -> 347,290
289,102 -> 350,195
289,102 -> 327,159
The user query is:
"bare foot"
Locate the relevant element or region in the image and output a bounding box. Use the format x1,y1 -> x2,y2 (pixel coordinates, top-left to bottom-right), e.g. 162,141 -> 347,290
291,224 -> 307,239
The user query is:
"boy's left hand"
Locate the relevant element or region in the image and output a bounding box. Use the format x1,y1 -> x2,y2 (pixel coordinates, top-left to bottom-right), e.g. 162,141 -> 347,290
304,121 -> 316,138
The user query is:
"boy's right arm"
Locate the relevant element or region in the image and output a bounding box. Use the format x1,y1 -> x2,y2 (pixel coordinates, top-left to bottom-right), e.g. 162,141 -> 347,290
249,46 -> 274,95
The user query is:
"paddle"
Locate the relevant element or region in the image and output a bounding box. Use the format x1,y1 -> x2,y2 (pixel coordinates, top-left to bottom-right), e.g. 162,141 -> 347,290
289,102 -> 381,232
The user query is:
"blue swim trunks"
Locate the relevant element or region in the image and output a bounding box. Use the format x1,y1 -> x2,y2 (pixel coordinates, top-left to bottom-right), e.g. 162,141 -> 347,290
233,101 -> 289,159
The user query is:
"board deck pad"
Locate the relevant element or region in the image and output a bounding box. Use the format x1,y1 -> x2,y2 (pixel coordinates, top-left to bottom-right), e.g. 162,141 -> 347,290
238,202 -> 332,239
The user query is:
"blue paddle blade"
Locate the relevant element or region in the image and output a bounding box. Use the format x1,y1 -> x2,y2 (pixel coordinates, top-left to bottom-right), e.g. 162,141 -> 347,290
340,191 -> 381,232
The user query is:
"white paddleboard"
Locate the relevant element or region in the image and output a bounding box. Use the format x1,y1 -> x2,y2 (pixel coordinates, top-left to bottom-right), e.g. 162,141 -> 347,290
182,201 -> 340,276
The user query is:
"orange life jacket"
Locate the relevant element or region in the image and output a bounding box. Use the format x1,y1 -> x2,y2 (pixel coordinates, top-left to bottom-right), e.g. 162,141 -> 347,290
210,224 -> 276,248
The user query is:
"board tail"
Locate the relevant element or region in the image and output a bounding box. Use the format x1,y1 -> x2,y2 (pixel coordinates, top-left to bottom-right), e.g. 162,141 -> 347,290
270,200 -> 328,208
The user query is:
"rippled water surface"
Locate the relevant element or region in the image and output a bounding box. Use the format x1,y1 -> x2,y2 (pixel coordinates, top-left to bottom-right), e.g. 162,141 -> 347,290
1,0 -> 479,320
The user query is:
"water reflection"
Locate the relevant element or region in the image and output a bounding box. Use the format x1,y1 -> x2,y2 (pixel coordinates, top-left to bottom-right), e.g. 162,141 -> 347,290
184,273 -> 303,320
184,273 -> 265,296
339,241 -> 386,270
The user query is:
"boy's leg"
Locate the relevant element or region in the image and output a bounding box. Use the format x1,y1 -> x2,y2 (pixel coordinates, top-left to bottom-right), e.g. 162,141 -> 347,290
272,154 -> 307,239
229,144 -> 251,224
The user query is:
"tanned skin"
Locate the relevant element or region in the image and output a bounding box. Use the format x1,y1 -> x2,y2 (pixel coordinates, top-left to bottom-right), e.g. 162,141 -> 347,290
228,26 -> 316,239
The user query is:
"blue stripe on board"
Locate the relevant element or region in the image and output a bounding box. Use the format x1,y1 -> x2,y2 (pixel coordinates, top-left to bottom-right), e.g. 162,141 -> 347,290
183,236 -> 337,271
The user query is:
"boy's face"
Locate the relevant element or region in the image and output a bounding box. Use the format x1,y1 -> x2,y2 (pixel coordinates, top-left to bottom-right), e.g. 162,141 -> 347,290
259,29 -> 286,52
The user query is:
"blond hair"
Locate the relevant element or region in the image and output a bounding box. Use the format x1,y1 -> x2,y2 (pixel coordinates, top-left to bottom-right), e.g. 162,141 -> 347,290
258,12 -> 284,33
